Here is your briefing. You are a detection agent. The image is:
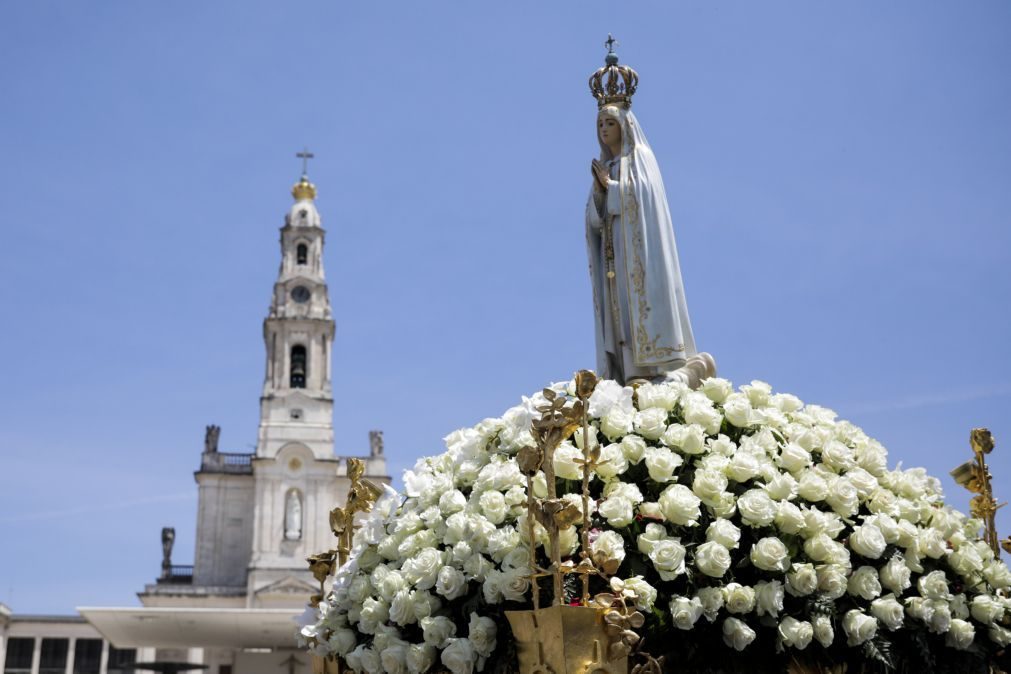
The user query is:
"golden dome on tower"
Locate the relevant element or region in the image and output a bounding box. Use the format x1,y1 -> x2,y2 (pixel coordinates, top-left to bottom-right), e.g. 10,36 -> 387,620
292,175 -> 317,201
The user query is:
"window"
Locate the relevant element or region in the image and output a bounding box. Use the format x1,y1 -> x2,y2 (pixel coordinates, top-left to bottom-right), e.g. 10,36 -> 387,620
38,639 -> 68,674
219,667 -> 232,674
4,638 -> 33,674
290,345 -> 307,388
73,640 -> 102,674
296,243 -> 308,265
106,648 -> 136,674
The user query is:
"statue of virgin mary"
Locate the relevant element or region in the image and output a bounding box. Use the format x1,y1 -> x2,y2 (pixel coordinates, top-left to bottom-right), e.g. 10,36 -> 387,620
585,44 -> 715,386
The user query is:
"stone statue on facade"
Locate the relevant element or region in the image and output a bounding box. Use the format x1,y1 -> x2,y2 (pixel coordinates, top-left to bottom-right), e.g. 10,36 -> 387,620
204,424 -> 220,453
284,490 -> 303,541
160,526 -> 175,577
585,39 -> 716,388
369,430 -> 384,456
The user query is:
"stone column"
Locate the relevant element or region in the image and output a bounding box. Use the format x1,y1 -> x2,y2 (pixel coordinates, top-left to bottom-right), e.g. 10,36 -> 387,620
30,638 -> 41,674
97,641 -> 109,674
64,638 -> 76,674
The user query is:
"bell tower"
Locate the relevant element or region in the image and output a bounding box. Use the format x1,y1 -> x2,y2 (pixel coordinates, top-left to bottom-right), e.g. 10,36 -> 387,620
256,161 -> 335,460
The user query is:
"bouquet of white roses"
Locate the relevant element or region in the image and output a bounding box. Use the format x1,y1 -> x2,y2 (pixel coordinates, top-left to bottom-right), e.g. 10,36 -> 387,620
298,377 -> 1011,674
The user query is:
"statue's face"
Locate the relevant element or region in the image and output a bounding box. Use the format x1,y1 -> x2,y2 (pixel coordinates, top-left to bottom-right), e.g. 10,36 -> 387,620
598,114 -> 622,149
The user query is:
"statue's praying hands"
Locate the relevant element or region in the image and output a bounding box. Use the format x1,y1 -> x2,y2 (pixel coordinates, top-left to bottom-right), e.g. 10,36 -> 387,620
591,158 -> 609,191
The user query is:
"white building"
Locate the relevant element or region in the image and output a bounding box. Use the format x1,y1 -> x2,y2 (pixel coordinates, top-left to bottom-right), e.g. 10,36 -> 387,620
2,172 -> 390,674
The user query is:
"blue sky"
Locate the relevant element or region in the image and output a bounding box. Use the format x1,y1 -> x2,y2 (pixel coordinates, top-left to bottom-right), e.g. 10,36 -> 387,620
1,1 -> 1009,614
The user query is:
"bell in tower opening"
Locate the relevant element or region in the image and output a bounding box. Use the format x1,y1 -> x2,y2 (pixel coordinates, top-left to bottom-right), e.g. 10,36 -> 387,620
290,344 -> 307,388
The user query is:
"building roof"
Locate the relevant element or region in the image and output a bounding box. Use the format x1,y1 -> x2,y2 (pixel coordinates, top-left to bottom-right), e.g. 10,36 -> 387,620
78,607 -> 301,649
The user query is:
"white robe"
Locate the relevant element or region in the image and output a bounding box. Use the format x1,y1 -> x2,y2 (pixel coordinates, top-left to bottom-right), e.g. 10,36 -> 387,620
585,108 -> 697,383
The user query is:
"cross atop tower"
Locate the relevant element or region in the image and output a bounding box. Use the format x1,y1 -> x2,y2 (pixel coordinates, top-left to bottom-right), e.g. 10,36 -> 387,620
296,147 -> 314,177
605,34 -> 617,54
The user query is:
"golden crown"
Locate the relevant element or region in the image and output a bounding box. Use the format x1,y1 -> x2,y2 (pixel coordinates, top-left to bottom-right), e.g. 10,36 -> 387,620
588,35 -> 638,109
292,175 -> 317,201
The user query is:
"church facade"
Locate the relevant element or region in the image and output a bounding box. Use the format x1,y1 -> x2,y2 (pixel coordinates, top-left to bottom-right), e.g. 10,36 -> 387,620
1,173 -> 390,674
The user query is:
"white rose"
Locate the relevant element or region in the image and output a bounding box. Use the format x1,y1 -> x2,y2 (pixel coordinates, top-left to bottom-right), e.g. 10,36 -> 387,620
591,530 -> 627,570
696,587 -> 724,622
683,400 -> 723,435
750,537 -> 790,573
926,599 -> 952,634
438,489 -> 467,516
440,638 -> 476,674
402,548 -> 443,590
847,565 -> 882,600
946,618 -> 975,650
722,617 -> 757,651
620,434 -> 647,464
918,570 -> 950,601
725,451 -> 761,483
706,518 -> 741,549
598,495 -> 635,527
700,377 -> 733,403
917,528 -> 948,559
621,576 -> 658,611
970,594 -> 1004,625
406,644 -> 436,674
636,523 -> 667,554
358,596 -> 389,634
463,552 -> 492,582
553,443 -> 583,480
389,590 -> 414,625
658,484 -> 701,526
879,554 -> 912,594
648,538 -> 687,581
468,612 -> 497,658
825,478 -> 859,517
595,442 -> 629,479
644,446 -> 684,483
693,469 -> 729,507
949,543 -> 984,578
420,615 -> 457,647
635,381 -> 681,411
755,580 -> 785,617
634,407 -> 668,440
600,406 -> 634,440
380,642 -> 409,674
349,575 -> 373,603
326,628 -> 357,657
849,523 -> 887,560
779,443 -> 812,473
786,563 -> 818,597
817,564 -> 849,600
774,501 -> 806,535
670,596 -> 704,630
588,379 -> 633,417
765,473 -> 798,501
842,609 -> 878,646
436,565 -> 468,600
871,595 -> 905,631
723,583 -> 756,614
797,471 -> 829,502
662,423 -> 707,455
723,396 -> 754,428
638,501 -> 664,521
778,616 -> 814,650
813,614 -> 834,647
990,624 -> 1011,647
821,440 -> 856,472
737,489 -> 776,527
478,490 -> 508,525
707,434 -> 737,457
695,541 -> 732,578
345,645 -> 380,674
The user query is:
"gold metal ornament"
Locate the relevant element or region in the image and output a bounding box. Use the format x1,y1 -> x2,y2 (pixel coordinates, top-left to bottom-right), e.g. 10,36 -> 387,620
950,428 -> 1007,557
305,457 -> 383,674
588,35 -> 638,109
507,372 -> 634,674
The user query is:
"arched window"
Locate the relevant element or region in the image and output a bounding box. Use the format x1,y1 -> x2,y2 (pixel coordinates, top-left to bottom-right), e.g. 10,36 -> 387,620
290,345 -> 306,388
296,243 -> 308,265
